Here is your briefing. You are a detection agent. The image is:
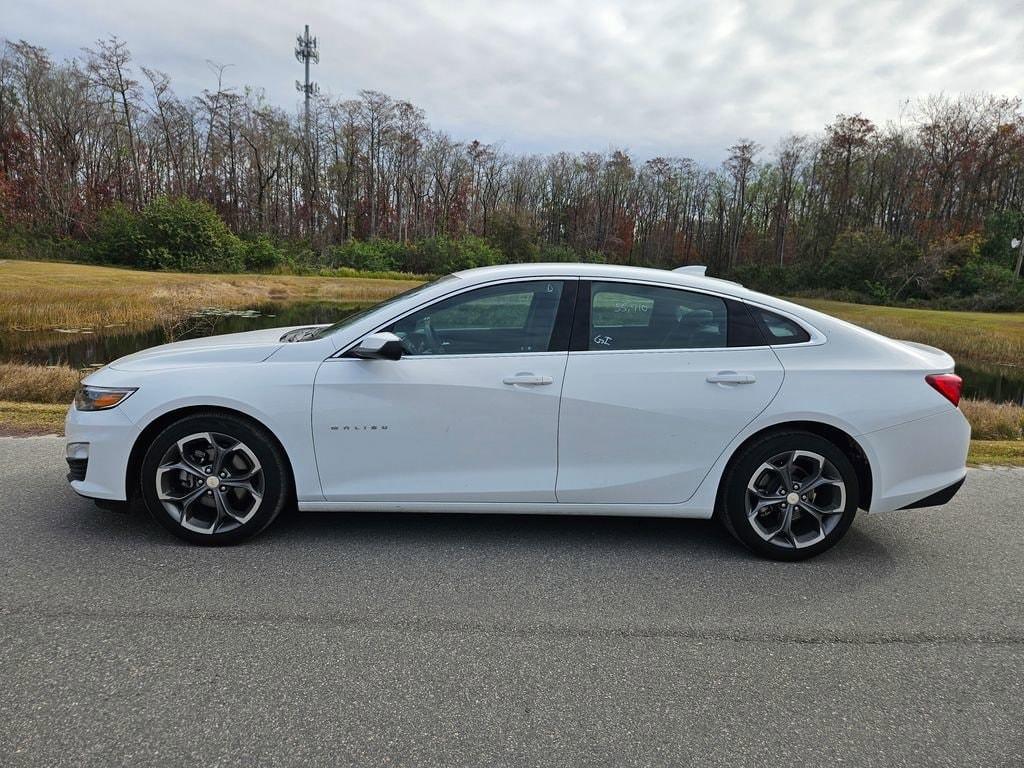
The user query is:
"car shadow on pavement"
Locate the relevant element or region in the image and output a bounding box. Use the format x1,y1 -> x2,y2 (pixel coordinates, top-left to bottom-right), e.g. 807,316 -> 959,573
277,506 -> 736,548
67,491 -> 896,572
271,505 -> 896,569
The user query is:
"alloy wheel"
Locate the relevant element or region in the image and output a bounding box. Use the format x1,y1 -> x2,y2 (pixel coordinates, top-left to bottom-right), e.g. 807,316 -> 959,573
155,432 -> 264,534
744,450 -> 847,549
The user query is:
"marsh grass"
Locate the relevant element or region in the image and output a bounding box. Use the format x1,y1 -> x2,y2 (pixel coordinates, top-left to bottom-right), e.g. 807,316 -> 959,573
791,298 -> 1024,367
0,260 -> 417,344
961,398 -> 1024,440
0,363 -> 81,404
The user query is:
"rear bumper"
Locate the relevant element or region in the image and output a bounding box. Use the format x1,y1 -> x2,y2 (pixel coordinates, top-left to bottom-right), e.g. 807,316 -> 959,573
898,475 -> 965,510
860,406 -> 970,514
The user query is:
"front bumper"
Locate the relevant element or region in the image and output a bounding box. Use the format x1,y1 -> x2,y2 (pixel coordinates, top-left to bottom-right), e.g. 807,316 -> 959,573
66,456 -> 88,482
65,404 -> 141,501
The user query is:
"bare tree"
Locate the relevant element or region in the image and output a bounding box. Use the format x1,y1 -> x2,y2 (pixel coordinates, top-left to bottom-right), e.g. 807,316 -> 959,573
724,139 -> 760,269
85,36 -> 143,205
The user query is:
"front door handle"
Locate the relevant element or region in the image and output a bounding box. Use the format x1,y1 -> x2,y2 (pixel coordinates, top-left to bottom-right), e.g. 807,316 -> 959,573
707,371 -> 756,385
503,373 -> 554,386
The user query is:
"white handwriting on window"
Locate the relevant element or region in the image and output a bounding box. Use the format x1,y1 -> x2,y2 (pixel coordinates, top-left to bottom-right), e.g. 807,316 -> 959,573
614,302 -> 649,314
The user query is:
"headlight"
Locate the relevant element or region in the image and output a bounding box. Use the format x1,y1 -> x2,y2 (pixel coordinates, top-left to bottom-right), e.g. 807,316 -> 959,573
74,385 -> 137,411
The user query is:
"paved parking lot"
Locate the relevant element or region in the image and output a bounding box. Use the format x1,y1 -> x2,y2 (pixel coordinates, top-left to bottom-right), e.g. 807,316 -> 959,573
1,436 -> 1021,767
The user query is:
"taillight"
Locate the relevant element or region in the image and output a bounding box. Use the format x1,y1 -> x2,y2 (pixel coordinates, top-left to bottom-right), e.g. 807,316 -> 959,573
926,373 -> 962,407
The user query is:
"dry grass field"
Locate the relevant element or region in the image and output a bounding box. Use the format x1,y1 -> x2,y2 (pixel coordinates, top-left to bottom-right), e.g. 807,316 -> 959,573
791,297 -> 1024,368
0,363 -> 81,403
0,260 -> 416,336
960,398 -> 1024,440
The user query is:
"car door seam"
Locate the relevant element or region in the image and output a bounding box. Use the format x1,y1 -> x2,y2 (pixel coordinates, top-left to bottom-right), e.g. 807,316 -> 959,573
683,346 -> 788,505
554,278 -> 583,502
309,358 -> 330,503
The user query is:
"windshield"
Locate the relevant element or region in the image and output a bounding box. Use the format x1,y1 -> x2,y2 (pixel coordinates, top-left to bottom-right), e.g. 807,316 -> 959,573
308,274 -> 457,340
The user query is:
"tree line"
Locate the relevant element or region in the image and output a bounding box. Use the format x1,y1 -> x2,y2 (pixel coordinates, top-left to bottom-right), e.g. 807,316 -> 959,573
1,37 -> 1023,306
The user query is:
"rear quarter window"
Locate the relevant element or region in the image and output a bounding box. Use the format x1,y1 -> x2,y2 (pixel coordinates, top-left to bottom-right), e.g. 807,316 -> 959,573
754,308 -> 811,344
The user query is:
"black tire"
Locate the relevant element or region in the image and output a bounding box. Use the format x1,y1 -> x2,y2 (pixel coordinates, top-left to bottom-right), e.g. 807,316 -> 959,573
140,412 -> 291,545
718,431 -> 859,561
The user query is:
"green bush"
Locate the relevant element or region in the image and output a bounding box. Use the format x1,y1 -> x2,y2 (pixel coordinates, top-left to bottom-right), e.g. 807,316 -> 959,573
0,226 -> 83,262
731,229 -> 1024,310
980,211 -> 1024,271
324,235 -> 608,274
487,212 -> 539,263
406,235 -> 501,274
90,197 -> 245,272
915,234 -> 1018,299
823,229 -> 921,298
953,257 -> 1015,296
537,243 -> 606,263
727,262 -> 814,294
327,239 -> 411,272
89,203 -> 143,266
243,234 -> 287,272
139,197 -> 244,272
280,240 -> 321,270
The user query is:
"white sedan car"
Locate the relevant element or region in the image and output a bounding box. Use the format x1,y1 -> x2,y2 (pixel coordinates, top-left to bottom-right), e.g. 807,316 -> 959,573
66,264 -> 969,559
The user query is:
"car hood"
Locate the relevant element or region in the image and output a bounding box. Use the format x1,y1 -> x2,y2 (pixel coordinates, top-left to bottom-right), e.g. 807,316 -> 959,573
106,326 -> 311,372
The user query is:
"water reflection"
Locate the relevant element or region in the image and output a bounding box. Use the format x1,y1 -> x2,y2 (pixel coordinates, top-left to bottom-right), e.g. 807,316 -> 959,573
956,363 -> 1024,406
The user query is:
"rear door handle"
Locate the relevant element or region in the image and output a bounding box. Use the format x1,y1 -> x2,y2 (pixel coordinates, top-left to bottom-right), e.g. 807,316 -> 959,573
706,371 -> 756,385
503,373 -> 554,386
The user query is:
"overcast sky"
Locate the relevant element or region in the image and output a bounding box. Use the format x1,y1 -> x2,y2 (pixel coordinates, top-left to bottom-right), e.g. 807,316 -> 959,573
6,0 -> 1023,163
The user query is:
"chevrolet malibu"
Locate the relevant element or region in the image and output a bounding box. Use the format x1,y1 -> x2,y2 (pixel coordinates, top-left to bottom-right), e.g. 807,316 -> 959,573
65,264 -> 970,559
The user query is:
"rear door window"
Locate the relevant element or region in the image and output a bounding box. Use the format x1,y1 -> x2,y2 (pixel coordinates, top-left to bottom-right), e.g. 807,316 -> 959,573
585,282 -> 729,351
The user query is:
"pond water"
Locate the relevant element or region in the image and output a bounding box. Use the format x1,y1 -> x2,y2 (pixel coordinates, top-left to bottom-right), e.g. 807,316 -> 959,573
955,362 -> 1024,406
1,301 -> 1021,405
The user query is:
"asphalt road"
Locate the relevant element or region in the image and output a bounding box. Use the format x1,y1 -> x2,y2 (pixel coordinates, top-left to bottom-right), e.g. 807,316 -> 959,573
1,436 -> 1022,768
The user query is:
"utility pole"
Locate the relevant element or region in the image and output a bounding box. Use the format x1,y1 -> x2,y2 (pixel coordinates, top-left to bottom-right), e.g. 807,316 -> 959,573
294,24 -> 319,142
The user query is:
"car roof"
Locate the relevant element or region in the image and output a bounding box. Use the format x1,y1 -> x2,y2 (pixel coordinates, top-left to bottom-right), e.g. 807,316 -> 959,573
453,263 -> 752,298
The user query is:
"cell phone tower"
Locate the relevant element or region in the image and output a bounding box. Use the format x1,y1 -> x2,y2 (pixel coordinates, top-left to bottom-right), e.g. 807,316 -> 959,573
294,24 -> 320,141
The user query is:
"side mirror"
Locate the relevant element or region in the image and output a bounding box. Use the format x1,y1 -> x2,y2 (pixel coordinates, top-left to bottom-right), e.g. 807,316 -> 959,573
351,332 -> 404,361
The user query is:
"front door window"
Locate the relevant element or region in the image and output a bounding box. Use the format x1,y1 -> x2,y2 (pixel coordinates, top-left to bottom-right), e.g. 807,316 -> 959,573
388,280 -> 566,356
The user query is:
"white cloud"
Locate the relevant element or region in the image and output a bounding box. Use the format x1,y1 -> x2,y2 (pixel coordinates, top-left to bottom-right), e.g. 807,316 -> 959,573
6,0 -> 1022,163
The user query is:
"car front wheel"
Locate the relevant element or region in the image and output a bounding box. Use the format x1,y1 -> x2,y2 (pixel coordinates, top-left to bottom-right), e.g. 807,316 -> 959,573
719,431 -> 859,561
140,413 -> 290,545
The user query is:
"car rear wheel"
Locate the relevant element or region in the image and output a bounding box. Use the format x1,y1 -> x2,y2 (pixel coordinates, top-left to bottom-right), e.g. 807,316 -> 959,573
719,431 -> 859,561
140,413 -> 290,545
